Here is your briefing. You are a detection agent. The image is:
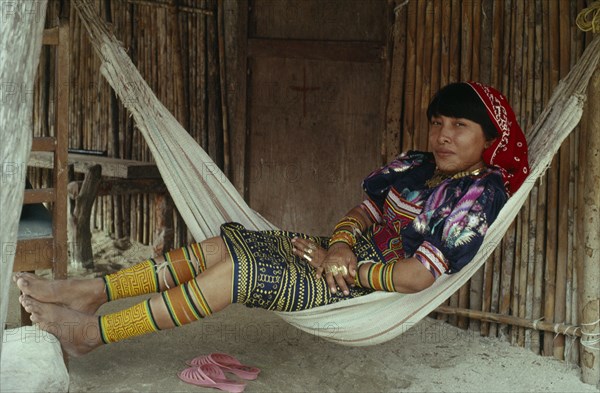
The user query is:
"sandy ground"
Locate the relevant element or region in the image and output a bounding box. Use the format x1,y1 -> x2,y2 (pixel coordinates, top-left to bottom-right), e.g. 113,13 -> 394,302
7,231 -> 600,393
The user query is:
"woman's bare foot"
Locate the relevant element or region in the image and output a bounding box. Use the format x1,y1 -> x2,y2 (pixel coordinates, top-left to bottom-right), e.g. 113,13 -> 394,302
14,272 -> 107,315
20,295 -> 103,357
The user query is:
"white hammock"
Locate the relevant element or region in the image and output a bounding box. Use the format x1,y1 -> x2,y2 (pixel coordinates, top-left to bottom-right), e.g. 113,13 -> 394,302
74,0 -> 600,346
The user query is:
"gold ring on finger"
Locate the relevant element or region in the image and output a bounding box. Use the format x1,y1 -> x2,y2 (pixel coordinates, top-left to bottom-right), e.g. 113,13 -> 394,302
305,247 -> 314,255
303,253 -> 313,262
338,265 -> 348,276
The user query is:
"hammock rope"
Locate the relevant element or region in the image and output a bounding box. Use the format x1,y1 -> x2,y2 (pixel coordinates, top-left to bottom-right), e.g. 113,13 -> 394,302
73,0 -> 600,346
576,0 -> 600,33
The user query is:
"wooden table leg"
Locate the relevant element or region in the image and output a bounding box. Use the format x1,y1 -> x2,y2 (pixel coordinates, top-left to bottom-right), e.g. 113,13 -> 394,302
68,165 -> 101,269
153,193 -> 174,256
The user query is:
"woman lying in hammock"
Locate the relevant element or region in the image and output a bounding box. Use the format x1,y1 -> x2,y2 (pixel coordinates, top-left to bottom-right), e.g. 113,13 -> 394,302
15,82 -> 529,357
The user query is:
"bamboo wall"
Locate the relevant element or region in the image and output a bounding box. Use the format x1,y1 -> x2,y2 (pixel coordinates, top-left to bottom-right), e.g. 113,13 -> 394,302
31,0 -> 596,366
385,0 -> 595,364
34,0 -> 226,248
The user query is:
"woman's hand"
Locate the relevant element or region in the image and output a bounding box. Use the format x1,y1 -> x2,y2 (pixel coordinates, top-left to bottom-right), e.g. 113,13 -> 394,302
291,237 -> 327,269
319,243 -> 357,296
292,237 -> 357,296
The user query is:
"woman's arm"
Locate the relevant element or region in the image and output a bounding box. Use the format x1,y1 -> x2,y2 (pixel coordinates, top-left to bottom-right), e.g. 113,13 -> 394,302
355,258 -> 435,293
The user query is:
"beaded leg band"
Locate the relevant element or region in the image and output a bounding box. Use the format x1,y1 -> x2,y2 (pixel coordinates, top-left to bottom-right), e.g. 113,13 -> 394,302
99,300 -> 158,344
103,244 -> 207,301
99,278 -> 213,344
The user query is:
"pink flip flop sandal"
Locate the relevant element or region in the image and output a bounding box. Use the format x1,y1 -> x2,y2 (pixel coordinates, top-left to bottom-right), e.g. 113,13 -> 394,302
186,353 -> 261,380
178,364 -> 246,393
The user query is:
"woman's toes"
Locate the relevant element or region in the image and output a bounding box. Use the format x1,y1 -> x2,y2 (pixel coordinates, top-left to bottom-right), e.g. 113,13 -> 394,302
15,277 -> 31,293
22,297 -> 44,320
15,276 -> 25,286
21,297 -> 34,313
30,312 -> 40,323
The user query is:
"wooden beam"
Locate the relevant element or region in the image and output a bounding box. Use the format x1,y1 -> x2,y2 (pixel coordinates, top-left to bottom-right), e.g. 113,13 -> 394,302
23,189 -> 56,204
67,178 -> 167,198
248,38 -> 384,63
126,0 -> 213,15
435,306 -> 581,337
28,151 -> 161,179
31,137 -> 56,152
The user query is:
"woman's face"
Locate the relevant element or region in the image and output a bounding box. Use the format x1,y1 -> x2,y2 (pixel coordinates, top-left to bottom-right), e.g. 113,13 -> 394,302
428,115 -> 492,174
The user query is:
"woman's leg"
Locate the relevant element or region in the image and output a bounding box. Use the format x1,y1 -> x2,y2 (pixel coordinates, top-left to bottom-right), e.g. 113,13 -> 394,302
15,237 -> 229,314
104,238 -> 228,300
19,238 -> 234,357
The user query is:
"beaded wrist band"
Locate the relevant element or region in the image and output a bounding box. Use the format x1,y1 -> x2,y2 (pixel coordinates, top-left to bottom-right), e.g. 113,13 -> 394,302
329,215 -> 365,248
333,216 -> 364,235
328,229 -> 356,248
373,262 -> 396,292
356,261 -> 396,292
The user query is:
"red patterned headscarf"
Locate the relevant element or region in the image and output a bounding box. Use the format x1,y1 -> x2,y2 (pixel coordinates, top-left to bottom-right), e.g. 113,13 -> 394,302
466,82 -> 530,195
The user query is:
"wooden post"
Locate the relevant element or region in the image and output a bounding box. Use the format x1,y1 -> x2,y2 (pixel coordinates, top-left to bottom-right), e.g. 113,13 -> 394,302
54,20 -> 70,280
224,0 -> 247,194
383,0 -> 406,161
579,65 -> 600,386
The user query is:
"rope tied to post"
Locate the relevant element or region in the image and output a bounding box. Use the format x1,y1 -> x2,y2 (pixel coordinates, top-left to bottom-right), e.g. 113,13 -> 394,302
580,318 -> 600,350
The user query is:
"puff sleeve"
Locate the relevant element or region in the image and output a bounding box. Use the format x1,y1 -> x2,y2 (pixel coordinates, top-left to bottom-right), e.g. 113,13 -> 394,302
360,151 -> 435,223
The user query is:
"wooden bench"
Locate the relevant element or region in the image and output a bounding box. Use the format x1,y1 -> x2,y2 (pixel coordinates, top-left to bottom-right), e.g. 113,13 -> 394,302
29,151 -> 173,269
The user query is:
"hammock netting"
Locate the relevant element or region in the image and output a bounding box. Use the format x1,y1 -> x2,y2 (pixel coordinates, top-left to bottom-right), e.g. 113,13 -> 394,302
73,0 -> 600,346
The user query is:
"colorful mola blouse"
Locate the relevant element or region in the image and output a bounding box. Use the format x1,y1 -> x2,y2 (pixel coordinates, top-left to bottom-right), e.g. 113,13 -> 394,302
360,151 -> 508,278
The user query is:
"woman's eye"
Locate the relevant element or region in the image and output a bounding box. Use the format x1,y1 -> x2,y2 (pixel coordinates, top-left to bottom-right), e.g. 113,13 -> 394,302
455,122 -> 466,127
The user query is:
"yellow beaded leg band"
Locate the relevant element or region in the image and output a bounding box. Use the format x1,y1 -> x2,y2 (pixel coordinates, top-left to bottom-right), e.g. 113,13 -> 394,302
99,279 -> 213,344
104,260 -> 159,301
99,300 -> 159,344
103,244 -> 208,301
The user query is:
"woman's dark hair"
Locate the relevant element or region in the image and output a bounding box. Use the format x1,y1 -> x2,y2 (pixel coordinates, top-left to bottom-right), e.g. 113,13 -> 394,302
426,82 -> 499,141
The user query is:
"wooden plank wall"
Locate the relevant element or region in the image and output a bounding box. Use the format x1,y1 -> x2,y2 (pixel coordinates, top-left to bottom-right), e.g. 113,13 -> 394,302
31,0 -> 596,366
244,0 -> 387,235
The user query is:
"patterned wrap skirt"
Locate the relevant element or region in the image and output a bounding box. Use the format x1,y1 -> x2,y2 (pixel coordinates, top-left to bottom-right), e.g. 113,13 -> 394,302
220,222 -> 385,312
